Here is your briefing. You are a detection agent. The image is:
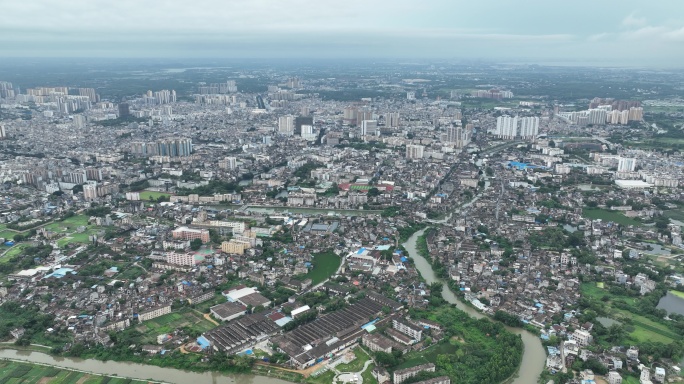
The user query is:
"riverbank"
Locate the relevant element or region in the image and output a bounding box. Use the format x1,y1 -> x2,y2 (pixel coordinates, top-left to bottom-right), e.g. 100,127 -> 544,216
402,229 -> 546,384
0,358 -> 153,384
0,349 -> 292,384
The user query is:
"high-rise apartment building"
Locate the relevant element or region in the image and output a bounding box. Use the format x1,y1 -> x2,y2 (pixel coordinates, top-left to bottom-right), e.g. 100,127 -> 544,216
118,102 -> 130,118
295,116 -> 313,135
446,125 -> 471,148
495,116 -> 518,139
618,157 -> 636,172
628,107 -> 643,121
406,144 -> 425,159
386,112 -> 400,128
78,88 -> 98,103
73,115 -> 86,129
587,109 -> 607,125
83,183 -> 98,201
278,116 -> 294,135
519,117 -> 539,139
361,120 -> 378,136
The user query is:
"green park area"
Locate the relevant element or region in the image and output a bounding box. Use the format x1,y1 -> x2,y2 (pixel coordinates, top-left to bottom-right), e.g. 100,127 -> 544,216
580,282 -> 678,344
304,251 -> 341,285
135,308 -> 217,344
0,243 -> 30,263
393,341 -> 460,370
0,360 -> 147,384
336,347 -> 371,372
139,190 -> 172,201
664,207 -> 684,223
582,208 -> 642,227
43,215 -> 104,247
0,224 -> 18,241
358,305 -> 521,384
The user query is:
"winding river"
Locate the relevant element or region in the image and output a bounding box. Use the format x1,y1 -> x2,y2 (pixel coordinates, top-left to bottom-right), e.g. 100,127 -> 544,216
0,229 -> 545,384
402,229 -> 546,384
0,349 -> 290,384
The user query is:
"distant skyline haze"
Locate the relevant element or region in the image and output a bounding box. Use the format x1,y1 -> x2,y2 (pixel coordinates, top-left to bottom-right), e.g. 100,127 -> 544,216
1,0 -> 683,66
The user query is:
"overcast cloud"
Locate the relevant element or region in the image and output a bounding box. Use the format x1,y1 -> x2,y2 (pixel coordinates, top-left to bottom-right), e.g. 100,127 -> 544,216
1,0 -> 683,65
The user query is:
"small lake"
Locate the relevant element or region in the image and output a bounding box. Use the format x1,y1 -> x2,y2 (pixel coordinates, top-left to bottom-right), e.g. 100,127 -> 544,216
637,242 -> 671,256
657,291 -> 684,316
596,316 -> 621,328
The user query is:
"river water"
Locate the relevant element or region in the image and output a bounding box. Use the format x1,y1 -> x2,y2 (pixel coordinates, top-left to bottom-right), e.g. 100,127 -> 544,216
402,229 -> 546,384
0,349 -> 289,384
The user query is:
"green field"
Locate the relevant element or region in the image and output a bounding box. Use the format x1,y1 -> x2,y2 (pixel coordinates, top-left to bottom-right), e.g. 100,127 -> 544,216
57,233 -> 94,247
361,363 -> 379,384
139,191 -> 172,201
581,282 -> 638,306
0,243 -> 31,264
349,185 -> 372,191
305,369 -> 336,384
0,229 -> 18,240
670,290 -> 684,299
304,251 -> 341,285
44,215 -> 105,247
135,308 -> 217,344
0,360 -> 147,384
664,208 -> 684,223
393,341 -> 459,370
581,283 -> 678,344
336,347 -> 370,372
582,208 -> 642,227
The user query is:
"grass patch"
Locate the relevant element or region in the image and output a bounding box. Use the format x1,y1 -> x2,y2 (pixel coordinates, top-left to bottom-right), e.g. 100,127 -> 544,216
393,342 -> 459,370
581,283 -> 678,345
140,190 -> 172,201
664,209 -> 684,223
0,229 -> 18,239
670,290 -> 684,299
0,361 -> 148,384
613,309 -> 678,343
137,308 -> 217,343
361,363 -> 379,384
582,208 -> 642,227
0,243 -> 30,262
304,250 -> 341,285
43,215 -> 107,249
305,369 -> 336,384
336,347 -> 370,372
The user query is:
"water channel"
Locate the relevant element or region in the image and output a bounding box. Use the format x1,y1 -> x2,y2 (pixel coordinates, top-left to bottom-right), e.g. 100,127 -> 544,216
0,348 -> 290,384
402,229 -> 546,384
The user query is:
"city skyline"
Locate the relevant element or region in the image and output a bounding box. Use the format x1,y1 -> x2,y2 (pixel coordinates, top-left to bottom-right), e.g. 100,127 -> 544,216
1,0 -> 684,66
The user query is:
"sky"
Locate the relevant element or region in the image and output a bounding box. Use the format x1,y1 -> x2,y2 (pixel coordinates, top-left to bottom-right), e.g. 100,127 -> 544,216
1,0 -> 683,66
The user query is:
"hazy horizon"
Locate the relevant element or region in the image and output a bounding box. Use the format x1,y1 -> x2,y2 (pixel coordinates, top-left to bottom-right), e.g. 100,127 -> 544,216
2,0 -> 684,67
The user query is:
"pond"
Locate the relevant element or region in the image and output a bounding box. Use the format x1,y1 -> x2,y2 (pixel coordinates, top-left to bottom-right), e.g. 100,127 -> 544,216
657,291 -> 684,317
596,316 -> 621,328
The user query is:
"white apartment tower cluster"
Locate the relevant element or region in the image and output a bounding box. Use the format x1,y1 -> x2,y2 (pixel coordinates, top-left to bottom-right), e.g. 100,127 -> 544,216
495,116 -> 539,140
446,124 -> 472,148
406,144 -> 425,159
278,115 -> 294,135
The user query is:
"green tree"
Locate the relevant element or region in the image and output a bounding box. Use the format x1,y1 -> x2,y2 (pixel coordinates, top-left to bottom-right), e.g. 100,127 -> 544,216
190,238 -> 203,251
